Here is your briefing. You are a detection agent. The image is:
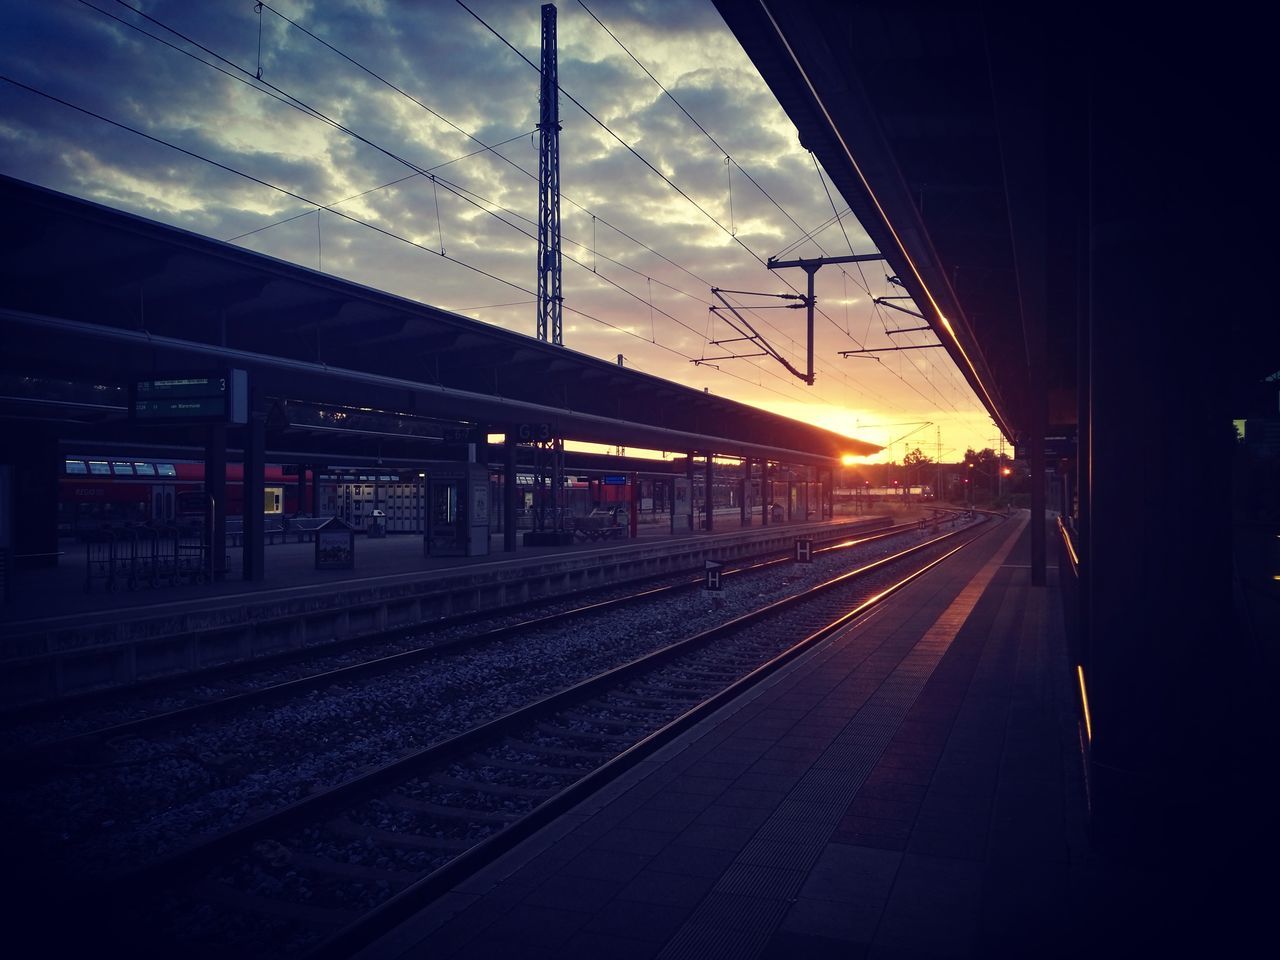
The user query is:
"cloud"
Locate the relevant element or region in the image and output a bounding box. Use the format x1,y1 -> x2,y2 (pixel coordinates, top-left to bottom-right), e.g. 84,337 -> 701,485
0,0 -> 994,457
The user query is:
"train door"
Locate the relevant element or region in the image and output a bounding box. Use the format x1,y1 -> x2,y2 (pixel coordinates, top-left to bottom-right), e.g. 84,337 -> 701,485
149,485 -> 176,522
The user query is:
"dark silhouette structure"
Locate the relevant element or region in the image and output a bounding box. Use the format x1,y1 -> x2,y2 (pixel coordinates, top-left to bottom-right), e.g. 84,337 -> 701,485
713,1 -> 1277,949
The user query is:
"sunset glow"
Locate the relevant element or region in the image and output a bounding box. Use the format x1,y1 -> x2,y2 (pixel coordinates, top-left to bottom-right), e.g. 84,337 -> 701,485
0,1 -> 998,456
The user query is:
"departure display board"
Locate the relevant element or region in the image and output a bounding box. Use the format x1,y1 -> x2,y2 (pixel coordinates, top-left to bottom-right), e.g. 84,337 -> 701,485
131,370 -> 247,424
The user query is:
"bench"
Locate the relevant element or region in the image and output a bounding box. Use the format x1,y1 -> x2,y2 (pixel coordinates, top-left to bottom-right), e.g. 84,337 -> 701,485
225,517 -> 285,546
286,517 -> 330,542
571,511 -> 628,542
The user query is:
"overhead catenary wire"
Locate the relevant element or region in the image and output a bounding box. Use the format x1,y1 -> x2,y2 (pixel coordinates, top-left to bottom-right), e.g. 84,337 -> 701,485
245,7 -> 901,409
247,0 -> 834,390
0,78 -> 834,410
245,0 -> 914,411
453,0 -> 929,404
92,1 -> 734,357
86,1 -> 976,422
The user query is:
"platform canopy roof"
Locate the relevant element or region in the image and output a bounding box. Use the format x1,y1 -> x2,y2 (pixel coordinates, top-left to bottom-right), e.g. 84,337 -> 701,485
0,175 -> 879,468
712,1 -> 1078,444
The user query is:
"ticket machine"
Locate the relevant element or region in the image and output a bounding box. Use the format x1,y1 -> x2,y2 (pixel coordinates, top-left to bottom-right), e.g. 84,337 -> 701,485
424,463 -> 489,557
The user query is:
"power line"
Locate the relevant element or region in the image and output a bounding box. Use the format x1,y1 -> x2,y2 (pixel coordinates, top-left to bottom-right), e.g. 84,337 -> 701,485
0,73 -> 530,295
574,0 -> 825,252
1,74 -> 836,410
224,134 -> 529,243
245,0 -> 820,374
242,1 -> 895,409
80,3 -> 957,420
452,1 -> 906,404
244,5 -> 873,406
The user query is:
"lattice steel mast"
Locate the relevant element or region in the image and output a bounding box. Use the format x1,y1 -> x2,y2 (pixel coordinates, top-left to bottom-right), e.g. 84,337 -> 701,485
536,2 -> 563,345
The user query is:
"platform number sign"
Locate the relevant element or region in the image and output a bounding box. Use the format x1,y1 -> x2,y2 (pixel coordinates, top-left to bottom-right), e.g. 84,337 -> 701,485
704,559 -> 723,591
516,422 -> 552,443
795,538 -> 814,563
131,369 -> 247,424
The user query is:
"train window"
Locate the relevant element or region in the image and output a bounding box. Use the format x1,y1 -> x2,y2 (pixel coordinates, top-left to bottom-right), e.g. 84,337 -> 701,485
112,462 -> 134,475
89,461 -> 110,475
134,462 -> 156,476
157,464 -> 177,477
65,460 -> 88,475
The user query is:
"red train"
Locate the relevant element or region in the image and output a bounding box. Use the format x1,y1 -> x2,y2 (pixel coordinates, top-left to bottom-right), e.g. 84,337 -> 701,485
59,455 -> 651,538
59,456 -> 299,536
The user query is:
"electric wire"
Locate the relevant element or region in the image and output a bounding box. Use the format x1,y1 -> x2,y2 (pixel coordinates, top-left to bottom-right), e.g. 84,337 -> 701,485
83,2 -> 960,418
549,1 -> 962,407
0,77 -> 834,409
247,1 -> 834,390
248,0 -> 895,407
455,1 -> 889,396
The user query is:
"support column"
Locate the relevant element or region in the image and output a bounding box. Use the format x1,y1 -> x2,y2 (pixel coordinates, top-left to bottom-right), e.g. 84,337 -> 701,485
205,423 -> 227,582
6,426 -> 58,570
704,453 -> 714,531
310,465 -> 321,519
294,465 -> 306,518
629,471 -> 638,538
685,453 -> 695,532
504,433 -> 518,552
761,460 -> 770,526
740,458 -> 750,527
242,412 -> 265,582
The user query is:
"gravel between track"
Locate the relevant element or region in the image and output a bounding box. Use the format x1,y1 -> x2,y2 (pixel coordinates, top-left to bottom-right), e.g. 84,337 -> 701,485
0,515 -> 977,881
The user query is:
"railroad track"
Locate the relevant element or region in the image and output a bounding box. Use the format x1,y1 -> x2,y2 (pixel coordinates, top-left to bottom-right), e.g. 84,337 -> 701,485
5,518 -> 938,768
5,517 -> 906,724
97,515 -> 998,957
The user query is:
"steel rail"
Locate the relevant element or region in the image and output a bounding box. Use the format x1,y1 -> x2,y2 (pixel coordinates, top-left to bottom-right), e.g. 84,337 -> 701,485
112,518 -> 996,949
9,519 -> 922,769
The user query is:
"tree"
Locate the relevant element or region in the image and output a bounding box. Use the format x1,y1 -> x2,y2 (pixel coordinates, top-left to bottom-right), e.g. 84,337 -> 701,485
902,447 -> 932,486
962,447 -> 998,500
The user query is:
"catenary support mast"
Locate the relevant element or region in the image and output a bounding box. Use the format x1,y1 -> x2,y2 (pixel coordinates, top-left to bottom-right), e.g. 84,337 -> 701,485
536,3 -> 563,345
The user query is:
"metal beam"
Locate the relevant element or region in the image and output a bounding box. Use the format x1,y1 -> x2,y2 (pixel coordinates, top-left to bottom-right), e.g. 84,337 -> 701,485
765,253 -> 887,384
838,344 -> 944,356
873,298 -> 926,321
766,253 -> 886,269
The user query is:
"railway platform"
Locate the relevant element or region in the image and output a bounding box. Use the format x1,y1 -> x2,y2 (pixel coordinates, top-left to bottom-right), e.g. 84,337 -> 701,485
0,510 -> 903,705
349,512 -> 1260,959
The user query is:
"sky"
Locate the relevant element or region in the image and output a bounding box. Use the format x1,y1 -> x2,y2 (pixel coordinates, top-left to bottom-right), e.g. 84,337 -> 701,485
0,0 -> 1000,463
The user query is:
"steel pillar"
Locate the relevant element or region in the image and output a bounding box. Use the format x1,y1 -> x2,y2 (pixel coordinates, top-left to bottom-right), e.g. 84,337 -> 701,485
535,3 -> 563,345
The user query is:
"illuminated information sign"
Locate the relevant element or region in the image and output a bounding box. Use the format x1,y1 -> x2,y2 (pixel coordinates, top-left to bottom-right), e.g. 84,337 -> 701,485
131,370 -> 247,424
